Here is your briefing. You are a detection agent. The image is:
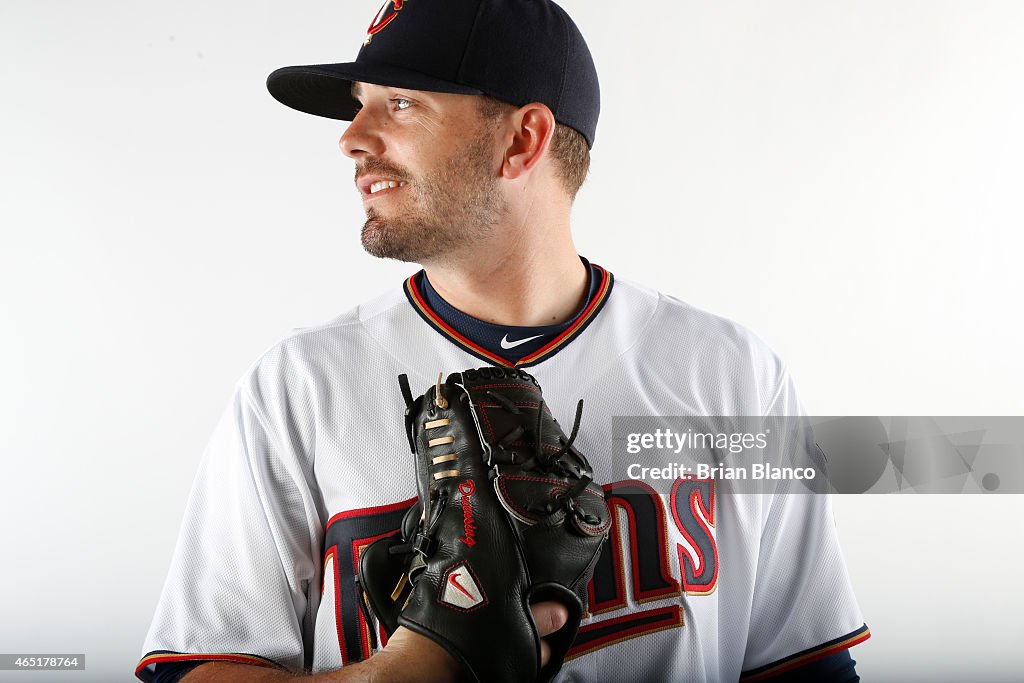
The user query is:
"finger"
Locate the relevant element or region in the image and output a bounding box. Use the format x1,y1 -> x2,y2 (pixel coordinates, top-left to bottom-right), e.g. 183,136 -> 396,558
530,600 -> 569,637
539,635 -> 552,669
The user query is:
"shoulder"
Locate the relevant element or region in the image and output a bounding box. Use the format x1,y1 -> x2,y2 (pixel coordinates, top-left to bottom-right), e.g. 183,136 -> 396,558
235,287 -> 409,405
612,278 -> 790,413
615,278 -> 782,367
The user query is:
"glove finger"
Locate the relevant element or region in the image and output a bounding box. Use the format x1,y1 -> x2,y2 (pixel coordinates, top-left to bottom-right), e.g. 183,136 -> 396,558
357,533 -> 411,637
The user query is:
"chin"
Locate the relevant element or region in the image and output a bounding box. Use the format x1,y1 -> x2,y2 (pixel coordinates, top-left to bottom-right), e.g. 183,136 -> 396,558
361,220 -> 420,263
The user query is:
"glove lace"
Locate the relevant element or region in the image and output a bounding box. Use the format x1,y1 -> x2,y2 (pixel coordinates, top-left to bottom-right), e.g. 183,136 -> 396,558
486,392 -> 598,527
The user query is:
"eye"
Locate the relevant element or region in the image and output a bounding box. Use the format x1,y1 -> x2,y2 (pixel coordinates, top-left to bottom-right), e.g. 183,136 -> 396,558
391,97 -> 413,111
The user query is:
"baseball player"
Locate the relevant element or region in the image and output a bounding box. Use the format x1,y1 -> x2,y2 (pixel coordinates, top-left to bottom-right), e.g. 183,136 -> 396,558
138,1 -> 869,682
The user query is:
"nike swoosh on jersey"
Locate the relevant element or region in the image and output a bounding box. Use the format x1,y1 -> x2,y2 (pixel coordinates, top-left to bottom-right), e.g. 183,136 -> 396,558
500,334 -> 543,350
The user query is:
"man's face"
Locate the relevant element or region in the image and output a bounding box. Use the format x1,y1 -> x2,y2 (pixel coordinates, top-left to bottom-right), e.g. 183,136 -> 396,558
340,83 -> 507,265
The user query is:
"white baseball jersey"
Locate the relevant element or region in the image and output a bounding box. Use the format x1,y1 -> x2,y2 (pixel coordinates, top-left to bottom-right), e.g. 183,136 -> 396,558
138,274 -> 867,682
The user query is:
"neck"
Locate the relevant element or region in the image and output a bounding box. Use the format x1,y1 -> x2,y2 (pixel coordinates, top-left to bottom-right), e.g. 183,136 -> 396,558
423,217 -> 587,327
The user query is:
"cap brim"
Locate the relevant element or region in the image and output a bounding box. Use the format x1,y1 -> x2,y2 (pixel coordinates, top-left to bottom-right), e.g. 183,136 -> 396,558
266,63 -> 484,121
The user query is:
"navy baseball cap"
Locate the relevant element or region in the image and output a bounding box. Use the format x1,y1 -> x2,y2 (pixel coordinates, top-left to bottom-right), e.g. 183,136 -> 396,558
266,0 -> 600,148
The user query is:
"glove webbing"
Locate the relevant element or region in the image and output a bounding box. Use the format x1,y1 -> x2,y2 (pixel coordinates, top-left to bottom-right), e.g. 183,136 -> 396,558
482,388 -> 599,528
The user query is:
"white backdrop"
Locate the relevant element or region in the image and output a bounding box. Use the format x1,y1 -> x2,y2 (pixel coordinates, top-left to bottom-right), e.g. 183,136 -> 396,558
1,1 -> 1022,681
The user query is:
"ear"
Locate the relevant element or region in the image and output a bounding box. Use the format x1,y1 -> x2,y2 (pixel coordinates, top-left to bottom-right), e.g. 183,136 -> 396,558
500,103 -> 557,181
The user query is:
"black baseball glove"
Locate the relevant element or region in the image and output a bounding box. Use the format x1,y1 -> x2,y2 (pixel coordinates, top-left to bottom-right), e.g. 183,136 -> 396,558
357,367 -> 610,683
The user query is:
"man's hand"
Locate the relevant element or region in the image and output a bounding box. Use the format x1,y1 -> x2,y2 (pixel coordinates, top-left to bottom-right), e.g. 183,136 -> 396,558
181,601 -> 570,682
379,601 -> 570,681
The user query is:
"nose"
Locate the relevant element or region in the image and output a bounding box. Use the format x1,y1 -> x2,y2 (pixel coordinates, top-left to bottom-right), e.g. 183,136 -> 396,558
339,105 -> 385,159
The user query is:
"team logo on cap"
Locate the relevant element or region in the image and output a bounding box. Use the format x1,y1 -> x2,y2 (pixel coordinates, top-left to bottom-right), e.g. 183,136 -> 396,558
365,0 -> 405,44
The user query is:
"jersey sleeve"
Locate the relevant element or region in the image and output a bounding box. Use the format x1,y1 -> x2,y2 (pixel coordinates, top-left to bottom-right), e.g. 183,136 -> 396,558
136,370 -> 323,682
740,370 -> 870,680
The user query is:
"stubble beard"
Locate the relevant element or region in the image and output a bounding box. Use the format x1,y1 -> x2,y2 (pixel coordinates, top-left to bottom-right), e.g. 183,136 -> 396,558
359,131 -> 507,265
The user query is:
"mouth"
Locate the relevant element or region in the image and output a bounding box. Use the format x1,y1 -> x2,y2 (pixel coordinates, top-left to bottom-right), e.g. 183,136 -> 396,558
357,175 -> 408,199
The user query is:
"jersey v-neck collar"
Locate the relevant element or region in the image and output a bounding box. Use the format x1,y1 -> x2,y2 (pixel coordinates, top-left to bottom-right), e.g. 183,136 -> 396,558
402,260 -> 614,369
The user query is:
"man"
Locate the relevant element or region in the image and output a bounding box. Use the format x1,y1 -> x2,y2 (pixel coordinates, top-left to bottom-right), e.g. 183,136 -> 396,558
138,1 -> 868,681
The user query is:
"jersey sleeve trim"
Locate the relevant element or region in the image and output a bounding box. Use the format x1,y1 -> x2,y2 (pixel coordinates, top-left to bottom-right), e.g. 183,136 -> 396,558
134,650 -> 287,682
739,624 -> 871,681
